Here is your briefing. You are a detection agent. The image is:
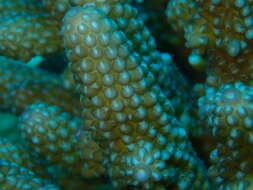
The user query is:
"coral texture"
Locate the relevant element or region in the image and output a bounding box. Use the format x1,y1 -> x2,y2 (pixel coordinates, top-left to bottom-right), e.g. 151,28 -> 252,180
166,0 -> 253,84
0,0 -> 253,190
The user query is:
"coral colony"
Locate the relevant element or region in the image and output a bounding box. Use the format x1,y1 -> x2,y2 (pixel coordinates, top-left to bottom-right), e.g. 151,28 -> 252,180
0,0 -> 253,190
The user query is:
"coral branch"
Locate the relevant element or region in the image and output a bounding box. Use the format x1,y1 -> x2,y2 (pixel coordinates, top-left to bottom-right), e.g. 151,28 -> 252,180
62,5 -> 211,189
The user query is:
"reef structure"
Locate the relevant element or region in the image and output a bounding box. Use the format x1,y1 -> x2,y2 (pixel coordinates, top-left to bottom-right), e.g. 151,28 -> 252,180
166,0 -> 253,85
0,0 -> 253,190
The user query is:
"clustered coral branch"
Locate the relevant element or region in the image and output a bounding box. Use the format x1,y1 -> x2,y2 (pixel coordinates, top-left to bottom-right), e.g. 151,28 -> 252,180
0,0 -> 253,190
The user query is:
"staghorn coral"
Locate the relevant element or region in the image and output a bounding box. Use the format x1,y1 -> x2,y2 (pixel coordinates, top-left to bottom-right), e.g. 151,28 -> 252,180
0,56 -> 60,109
0,12 -> 61,61
0,56 -> 81,115
198,82 -> 253,189
0,139 -> 35,169
62,5 -> 211,189
166,0 -> 253,84
64,0 -> 195,134
0,161 -> 59,190
1,0 -> 253,189
0,138 -> 60,190
0,0 -> 62,62
19,103 -> 105,178
8,81 -> 81,116
0,115 -> 110,190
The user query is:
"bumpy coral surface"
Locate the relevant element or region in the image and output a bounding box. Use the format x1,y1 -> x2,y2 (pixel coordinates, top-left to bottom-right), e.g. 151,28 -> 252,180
0,56 -> 60,109
0,0 -> 61,61
166,0 -> 253,84
0,161 -> 59,190
0,56 -> 80,115
20,103 -> 105,178
0,139 -> 60,190
62,5 -> 211,189
1,0 -> 253,190
0,12 -> 61,61
198,82 -> 253,189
